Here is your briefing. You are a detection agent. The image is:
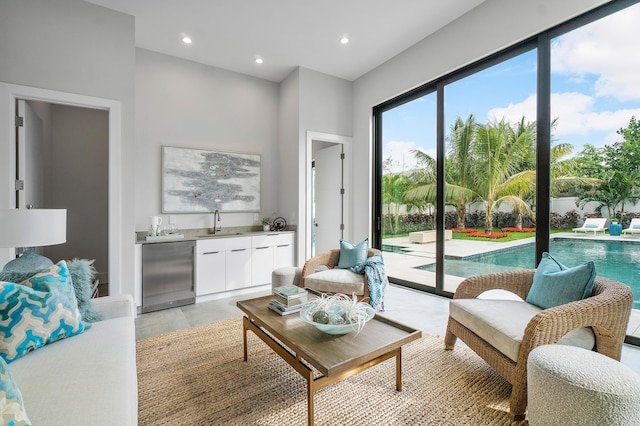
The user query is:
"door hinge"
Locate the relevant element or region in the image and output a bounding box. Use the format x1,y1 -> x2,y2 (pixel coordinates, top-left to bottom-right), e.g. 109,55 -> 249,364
15,116 -> 24,127
15,180 -> 24,191
340,188 -> 344,194
340,152 -> 345,160
340,224 -> 344,231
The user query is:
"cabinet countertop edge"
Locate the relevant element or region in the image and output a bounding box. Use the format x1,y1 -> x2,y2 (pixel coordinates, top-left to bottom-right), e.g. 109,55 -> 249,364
136,230 -> 295,244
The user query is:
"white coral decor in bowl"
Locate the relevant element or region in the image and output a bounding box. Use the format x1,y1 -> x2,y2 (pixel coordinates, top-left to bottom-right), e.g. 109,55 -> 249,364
300,293 -> 375,335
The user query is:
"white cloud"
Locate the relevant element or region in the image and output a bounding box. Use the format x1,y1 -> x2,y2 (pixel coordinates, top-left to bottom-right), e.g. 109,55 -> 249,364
383,140 -> 435,174
488,94 -> 537,124
487,92 -> 640,146
551,4 -> 640,101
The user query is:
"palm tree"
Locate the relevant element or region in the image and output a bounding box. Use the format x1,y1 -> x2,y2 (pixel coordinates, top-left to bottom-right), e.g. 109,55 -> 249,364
405,114 -> 478,229
447,115 -> 480,229
382,173 -> 410,234
473,119 -> 533,234
498,114 -> 603,229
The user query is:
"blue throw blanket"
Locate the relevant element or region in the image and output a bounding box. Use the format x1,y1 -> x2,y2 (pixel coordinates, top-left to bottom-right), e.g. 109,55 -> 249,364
351,254 -> 388,310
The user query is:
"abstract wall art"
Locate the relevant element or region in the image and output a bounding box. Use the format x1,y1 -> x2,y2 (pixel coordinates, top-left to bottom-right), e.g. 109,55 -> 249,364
162,146 -> 260,213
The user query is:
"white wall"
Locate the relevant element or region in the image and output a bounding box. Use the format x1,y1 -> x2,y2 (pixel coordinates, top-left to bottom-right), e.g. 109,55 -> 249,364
0,0 -> 135,295
351,0 -> 612,240
299,67 -> 353,245
278,68 -> 301,234
279,67 -> 353,263
135,48 -> 280,232
299,68 -> 353,139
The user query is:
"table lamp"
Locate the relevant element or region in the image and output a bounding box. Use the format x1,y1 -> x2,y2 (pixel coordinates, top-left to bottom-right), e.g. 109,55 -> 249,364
0,208 -> 67,273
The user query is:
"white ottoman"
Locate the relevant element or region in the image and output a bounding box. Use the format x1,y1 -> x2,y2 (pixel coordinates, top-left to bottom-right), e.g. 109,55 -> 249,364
271,266 -> 302,290
527,345 -> 640,426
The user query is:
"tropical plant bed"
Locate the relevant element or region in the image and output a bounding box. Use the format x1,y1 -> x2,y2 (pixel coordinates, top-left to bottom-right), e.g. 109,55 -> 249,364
452,228 -> 534,242
451,228 -> 476,233
467,231 -> 509,239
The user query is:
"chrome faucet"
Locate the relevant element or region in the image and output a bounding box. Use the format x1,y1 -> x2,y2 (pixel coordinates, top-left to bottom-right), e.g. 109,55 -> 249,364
210,210 -> 222,234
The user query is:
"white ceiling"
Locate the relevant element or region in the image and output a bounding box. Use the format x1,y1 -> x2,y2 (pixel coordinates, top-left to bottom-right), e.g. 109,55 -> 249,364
84,0 -> 485,82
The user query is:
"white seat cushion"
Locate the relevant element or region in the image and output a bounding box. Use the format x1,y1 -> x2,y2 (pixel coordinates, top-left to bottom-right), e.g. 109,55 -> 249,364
304,268 -> 365,295
9,316 -> 138,425
449,299 -> 595,362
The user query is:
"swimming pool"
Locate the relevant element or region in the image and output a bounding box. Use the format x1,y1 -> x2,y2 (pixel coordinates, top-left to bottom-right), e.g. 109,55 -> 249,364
417,238 -> 640,309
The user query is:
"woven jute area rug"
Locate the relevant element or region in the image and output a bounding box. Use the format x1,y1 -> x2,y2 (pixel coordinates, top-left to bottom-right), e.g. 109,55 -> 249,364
137,317 -> 527,425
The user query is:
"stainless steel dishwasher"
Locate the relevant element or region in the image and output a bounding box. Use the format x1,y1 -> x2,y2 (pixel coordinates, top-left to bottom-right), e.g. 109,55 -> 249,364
142,241 -> 196,313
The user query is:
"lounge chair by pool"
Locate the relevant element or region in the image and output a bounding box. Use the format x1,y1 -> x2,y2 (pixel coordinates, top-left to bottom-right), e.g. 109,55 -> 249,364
573,218 -> 607,235
622,218 -> 640,236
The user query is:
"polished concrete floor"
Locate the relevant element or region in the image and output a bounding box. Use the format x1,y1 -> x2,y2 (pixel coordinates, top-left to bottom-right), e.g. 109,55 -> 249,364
135,283 -> 640,375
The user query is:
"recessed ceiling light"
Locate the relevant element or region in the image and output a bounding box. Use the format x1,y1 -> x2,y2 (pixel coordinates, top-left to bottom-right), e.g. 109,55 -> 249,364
255,56 -> 264,64
182,35 -> 192,44
340,34 -> 350,44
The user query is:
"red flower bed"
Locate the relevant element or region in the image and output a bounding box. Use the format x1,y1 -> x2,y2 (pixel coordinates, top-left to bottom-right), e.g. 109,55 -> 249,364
451,228 -> 475,233
468,231 -> 509,239
501,227 -> 536,232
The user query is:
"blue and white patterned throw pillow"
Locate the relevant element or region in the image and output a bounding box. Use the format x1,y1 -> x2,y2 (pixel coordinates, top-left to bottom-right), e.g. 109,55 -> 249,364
0,261 -> 90,363
0,356 -> 30,425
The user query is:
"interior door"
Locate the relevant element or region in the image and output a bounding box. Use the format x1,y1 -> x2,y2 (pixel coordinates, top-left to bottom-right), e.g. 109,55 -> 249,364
16,99 -> 45,209
313,143 -> 344,254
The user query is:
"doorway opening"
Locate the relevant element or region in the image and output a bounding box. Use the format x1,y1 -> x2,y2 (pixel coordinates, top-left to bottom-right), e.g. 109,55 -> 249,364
311,142 -> 344,257
305,131 -> 352,259
0,82 -> 123,296
16,99 -> 109,294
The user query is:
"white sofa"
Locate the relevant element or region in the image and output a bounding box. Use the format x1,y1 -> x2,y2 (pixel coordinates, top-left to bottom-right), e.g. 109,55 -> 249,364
9,294 -> 138,425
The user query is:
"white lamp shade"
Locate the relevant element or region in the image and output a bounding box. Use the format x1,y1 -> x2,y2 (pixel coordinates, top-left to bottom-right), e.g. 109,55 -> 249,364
0,209 -> 67,248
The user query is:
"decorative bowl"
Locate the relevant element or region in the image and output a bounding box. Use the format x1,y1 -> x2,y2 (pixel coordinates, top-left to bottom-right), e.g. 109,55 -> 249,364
300,301 -> 375,335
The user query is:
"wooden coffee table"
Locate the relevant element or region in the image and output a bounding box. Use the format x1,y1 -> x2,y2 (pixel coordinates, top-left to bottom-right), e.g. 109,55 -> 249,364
237,295 -> 422,425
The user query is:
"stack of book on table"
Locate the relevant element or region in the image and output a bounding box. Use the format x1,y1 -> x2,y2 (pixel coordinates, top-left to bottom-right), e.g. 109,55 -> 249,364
268,285 -> 308,315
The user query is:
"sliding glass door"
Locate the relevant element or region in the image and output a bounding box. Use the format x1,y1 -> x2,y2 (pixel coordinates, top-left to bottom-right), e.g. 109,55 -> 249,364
374,0 -> 640,340
378,92 -> 437,290
548,2 -> 640,339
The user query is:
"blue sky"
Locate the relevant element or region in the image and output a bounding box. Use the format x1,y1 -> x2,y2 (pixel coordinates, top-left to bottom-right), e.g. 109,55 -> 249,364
383,3 -> 640,174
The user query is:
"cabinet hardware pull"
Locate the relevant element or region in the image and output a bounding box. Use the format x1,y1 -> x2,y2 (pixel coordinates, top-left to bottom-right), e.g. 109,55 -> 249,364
256,246 -> 269,250
231,249 -> 246,252
277,244 -> 289,247
203,251 -> 220,255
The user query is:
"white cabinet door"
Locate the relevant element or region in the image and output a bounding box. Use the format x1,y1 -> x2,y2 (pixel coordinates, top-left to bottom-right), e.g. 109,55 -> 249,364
252,246 -> 274,286
273,233 -> 296,270
274,243 -> 295,270
196,251 -> 225,296
226,248 -> 252,290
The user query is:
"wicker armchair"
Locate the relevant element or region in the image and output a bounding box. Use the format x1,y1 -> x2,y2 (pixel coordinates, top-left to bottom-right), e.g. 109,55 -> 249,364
300,248 -> 382,302
444,270 -> 633,420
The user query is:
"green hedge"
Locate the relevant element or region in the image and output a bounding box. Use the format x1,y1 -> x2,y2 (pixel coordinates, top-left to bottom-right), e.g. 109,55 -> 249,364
383,210 -> 582,236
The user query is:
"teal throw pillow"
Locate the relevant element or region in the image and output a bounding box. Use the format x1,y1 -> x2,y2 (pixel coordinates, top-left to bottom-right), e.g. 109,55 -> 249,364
67,259 -> 102,322
584,223 -> 599,228
633,225 -> 640,229
0,261 -> 90,363
0,270 -> 45,285
526,252 -> 596,310
337,238 -> 369,269
0,357 -> 30,425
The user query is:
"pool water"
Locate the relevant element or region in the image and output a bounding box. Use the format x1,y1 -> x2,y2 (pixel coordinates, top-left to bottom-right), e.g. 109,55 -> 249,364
381,244 -> 411,254
417,238 -> 640,309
